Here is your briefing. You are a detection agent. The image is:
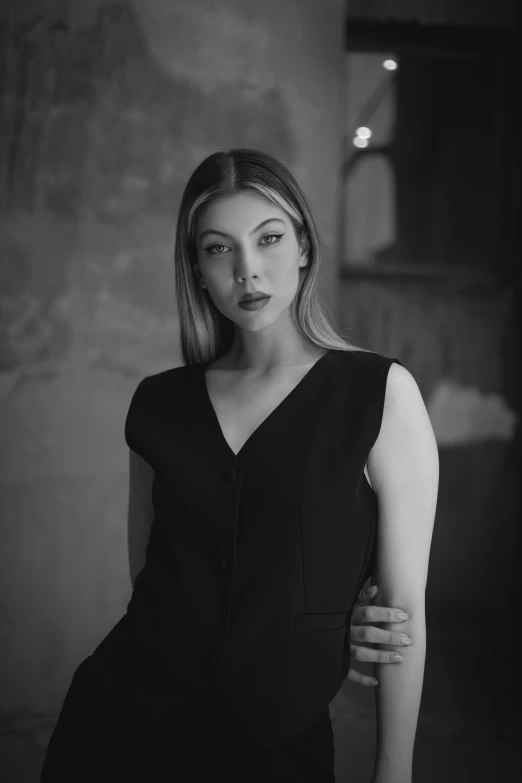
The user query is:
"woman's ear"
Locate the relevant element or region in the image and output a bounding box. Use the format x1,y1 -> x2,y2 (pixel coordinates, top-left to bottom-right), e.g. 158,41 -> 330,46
298,234 -> 310,268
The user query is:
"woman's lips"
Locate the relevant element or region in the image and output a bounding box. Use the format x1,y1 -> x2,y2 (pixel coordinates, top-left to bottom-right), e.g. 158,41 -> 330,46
238,296 -> 271,310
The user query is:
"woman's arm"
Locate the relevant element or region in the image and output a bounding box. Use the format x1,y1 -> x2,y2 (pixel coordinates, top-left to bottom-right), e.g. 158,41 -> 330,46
367,363 -> 439,783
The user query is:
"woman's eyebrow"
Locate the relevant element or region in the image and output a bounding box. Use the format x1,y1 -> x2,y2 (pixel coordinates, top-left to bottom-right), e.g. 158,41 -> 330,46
199,217 -> 285,240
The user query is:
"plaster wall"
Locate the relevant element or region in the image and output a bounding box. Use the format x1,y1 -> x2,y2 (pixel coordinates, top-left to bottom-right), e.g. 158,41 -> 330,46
0,0 -> 346,715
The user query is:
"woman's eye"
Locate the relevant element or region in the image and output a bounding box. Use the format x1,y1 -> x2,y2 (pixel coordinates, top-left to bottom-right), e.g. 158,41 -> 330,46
261,233 -> 284,245
205,244 -> 228,256
204,234 -> 283,256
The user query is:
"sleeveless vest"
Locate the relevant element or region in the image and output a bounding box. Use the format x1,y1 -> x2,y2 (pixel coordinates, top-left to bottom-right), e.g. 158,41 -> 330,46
90,348 -> 402,747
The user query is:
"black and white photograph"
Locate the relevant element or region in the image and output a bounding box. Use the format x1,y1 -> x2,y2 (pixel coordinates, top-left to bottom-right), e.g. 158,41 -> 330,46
0,1 -> 519,781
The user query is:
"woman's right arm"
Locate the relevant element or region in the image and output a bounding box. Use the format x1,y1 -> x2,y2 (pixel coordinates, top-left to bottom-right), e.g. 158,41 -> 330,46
127,448 -> 155,588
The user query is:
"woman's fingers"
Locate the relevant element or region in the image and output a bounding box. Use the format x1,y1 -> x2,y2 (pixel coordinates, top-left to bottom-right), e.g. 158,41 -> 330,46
351,603 -> 409,624
348,585 -> 404,685
357,583 -> 378,602
346,667 -> 378,687
350,623 -> 413,647
350,643 -> 404,663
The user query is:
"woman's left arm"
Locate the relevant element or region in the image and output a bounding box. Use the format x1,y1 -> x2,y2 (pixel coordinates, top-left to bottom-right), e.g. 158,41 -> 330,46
368,363 -> 439,783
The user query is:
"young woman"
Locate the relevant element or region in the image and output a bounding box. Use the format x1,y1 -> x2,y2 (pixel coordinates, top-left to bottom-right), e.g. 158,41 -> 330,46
41,149 -> 438,783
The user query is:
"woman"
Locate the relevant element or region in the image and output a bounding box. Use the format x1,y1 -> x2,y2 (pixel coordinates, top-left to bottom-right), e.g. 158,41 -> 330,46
41,149 -> 438,783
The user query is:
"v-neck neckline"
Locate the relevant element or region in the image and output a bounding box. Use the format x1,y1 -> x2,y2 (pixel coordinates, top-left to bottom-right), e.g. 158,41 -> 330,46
198,349 -> 335,460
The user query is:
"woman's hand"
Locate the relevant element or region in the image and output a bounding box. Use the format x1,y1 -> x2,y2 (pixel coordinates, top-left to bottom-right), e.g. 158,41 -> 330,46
347,583 -> 414,687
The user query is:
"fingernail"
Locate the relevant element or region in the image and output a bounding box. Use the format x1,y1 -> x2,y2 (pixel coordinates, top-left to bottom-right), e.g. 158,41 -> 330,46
390,653 -> 403,662
398,612 -> 409,620
400,635 -> 412,645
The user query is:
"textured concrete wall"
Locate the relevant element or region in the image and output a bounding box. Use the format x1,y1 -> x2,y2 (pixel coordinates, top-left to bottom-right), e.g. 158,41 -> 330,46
0,0 -> 346,727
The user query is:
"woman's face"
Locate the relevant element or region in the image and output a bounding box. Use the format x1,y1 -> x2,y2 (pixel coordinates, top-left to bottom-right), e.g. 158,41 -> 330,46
194,190 -> 309,331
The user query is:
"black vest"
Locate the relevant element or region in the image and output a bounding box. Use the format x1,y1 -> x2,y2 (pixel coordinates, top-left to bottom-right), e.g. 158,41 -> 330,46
90,348 -> 401,747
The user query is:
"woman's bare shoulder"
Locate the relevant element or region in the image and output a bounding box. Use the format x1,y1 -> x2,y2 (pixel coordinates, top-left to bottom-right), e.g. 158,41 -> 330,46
369,362 -> 438,494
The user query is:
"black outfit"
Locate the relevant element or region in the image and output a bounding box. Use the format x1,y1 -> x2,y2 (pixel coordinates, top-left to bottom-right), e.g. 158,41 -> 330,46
41,349 -> 401,782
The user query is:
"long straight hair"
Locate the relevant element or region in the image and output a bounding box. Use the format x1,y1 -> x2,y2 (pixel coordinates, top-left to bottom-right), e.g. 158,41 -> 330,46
174,148 -> 363,365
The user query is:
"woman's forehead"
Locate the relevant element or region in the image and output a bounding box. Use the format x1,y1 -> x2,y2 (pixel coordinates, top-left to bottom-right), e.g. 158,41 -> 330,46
197,191 -> 288,232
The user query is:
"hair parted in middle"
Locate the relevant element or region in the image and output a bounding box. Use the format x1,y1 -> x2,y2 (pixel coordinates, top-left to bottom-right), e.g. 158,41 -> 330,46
174,148 -> 363,366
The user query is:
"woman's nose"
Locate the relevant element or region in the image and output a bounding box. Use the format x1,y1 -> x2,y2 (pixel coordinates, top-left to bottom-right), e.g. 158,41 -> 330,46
234,246 -> 260,279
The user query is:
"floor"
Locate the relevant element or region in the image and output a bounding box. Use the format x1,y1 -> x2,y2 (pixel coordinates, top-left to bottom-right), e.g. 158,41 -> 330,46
1,621 -> 521,782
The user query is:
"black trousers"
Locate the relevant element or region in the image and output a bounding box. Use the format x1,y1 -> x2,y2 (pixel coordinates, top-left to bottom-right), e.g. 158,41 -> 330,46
40,657 -> 336,782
